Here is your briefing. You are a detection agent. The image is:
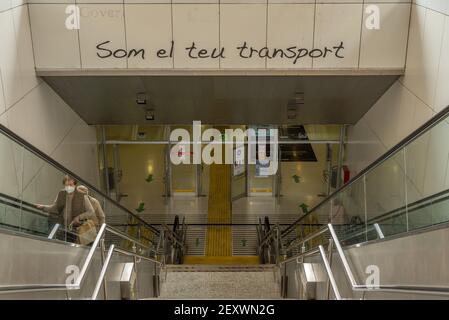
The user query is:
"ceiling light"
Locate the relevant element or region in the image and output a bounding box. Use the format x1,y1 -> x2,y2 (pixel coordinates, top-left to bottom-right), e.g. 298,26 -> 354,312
137,132 -> 146,139
145,109 -> 155,121
136,93 -> 147,105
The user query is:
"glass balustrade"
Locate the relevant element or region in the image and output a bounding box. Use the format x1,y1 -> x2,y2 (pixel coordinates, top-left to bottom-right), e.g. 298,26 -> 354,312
0,124 -> 159,254
283,109 -> 449,251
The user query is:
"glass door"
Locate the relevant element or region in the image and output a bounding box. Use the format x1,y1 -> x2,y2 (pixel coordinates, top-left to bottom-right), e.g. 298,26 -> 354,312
231,144 -> 247,200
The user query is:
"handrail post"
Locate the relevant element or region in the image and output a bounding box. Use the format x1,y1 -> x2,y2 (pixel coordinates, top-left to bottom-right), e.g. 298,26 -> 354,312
328,224 -> 358,288
137,223 -> 142,244
161,230 -> 166,266
319,245 -> 341,300
133,254 -> 139,299
100,238 -> 108,300
74,223 -> 107,288
373,223 -> 385,239
153,261 -> 160,297
276,225 -> 282,265
47,223 -> 60,239
325,239 -> 334,300
91,244 -> 115,300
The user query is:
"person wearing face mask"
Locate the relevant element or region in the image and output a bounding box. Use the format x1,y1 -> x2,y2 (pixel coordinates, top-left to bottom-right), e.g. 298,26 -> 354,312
36,175 -> 95,243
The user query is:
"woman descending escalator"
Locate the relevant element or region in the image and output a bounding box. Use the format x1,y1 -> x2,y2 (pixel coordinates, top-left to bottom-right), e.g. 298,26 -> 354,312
35,175 -> 95,244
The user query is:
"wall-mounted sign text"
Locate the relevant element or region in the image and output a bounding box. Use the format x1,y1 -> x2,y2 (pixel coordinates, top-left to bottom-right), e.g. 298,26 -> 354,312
96,41 -> 345,65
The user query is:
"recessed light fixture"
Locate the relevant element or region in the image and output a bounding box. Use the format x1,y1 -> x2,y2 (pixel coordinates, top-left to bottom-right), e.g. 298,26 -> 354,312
137,131 -> 147,139
136,92 -> 147,105
287,104 -> 298,120
294,92 -> 305,105
145,109 -> 155,121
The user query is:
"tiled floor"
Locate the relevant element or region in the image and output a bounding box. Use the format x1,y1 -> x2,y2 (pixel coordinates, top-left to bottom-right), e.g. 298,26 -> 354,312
124,195 -> 320,217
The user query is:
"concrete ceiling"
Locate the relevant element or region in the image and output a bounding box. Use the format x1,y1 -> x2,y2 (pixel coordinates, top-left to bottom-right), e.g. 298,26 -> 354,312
43,75 -> 398,125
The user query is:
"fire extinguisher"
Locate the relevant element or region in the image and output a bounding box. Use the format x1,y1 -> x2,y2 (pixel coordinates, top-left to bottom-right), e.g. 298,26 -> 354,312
331,165 -> 351,188
341,165 -> 350,185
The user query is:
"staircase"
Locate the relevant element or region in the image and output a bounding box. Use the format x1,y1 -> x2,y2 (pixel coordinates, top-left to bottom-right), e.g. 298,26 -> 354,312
159,265 -> 281,299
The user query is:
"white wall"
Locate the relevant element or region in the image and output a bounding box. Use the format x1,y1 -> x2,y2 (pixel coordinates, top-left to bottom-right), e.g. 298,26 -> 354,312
346,1 -> 449,213
27,0 -> 411,71
0,2 -> 99,207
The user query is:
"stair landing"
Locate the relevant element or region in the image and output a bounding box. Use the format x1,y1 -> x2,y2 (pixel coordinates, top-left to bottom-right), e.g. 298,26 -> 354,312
160,264 -> 280,299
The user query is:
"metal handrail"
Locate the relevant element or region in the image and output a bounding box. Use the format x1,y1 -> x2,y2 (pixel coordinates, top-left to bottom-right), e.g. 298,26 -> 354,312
279,247 -> 321,265
105,226 -> 155,253
261,224 -> 327,265
113,247 -> 161,264
257,224 -> 282,265
90,245 -> 163,300
284,227 -> 329,253
279,224 -> 449,298
73,224 -> 107,289
278,226 -> 329,265
162,224 -> 183,243
281,184 -> 449,251
337,223 -> 379,243
161,224 -> 186,248
258,226 -> 279,249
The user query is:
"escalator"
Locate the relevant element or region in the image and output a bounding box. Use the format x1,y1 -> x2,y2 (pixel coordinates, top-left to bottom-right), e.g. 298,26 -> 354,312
257,216 -> 278,264
4,100 -> 449,299
0,123 -> 186,299
157,215 -> 187,265
258,106 -> 449,299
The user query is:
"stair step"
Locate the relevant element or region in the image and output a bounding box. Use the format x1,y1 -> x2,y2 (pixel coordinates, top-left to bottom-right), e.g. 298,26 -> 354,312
185,226 -> 206,255
182,255 -> 260,265
232,226 -> 258,255
165,263 -> 277,272
159,265 -> 280,299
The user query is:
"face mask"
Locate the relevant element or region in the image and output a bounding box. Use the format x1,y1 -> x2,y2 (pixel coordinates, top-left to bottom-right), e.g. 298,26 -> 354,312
65,186 -> 75,194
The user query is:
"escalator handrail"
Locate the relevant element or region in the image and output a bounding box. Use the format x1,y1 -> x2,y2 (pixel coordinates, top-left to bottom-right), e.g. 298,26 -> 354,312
258,226 -> 279,248
0,223 -> 161,293
0,191 -> 158,245
281,104 -> 449,238
284,185 -> 449,247
0,191 -> 58,219
105,225 -> 157,254
0,124 -> 159,236
161,224 -> 185,248
362,187 -> 449,226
